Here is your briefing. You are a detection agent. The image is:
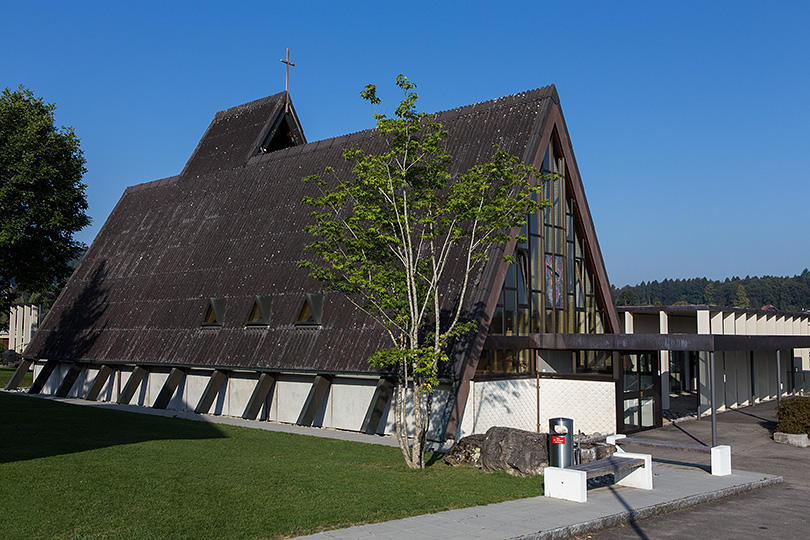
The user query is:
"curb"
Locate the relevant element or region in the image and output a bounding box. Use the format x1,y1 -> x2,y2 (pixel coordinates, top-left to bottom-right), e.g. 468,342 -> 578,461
510,474 -> 783,540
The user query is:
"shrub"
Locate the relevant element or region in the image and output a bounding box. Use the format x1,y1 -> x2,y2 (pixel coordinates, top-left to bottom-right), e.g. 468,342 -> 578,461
776,396 -> 810,435
2,349 -> 23,367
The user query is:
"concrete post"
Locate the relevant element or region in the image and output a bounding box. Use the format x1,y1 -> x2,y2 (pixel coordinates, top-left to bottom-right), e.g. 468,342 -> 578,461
14,306 -> 24,352
8,307 -> 17,351
776,350 -> 782,404
697,310 -> 711,417
624,311 -> 634,333
23,305 -> 32,346
710,352 -> 717,447
659,310 -> 670,410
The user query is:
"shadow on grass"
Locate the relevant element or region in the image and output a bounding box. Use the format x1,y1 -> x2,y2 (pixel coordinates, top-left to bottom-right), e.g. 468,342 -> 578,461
0,392 -> 226,464
425,451 -> 445,467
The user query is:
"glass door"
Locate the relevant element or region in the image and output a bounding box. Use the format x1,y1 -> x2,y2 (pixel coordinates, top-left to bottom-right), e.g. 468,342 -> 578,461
620,352 -> 662,432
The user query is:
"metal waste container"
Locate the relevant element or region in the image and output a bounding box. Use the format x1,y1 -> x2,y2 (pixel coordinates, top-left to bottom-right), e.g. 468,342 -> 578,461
548,417 -> 574,468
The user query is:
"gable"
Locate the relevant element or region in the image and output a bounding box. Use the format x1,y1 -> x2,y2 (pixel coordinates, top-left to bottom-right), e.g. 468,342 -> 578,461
471,106 -> 618,338
181,92 -> 306,179
449,98 -> 619,385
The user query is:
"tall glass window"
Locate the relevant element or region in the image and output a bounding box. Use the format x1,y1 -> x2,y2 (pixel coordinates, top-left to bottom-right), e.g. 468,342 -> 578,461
488,131 -> 606,339
479,131 -> 609,376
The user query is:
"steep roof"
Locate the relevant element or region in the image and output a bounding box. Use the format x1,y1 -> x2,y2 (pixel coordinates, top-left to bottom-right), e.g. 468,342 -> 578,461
26,85 -> 615,375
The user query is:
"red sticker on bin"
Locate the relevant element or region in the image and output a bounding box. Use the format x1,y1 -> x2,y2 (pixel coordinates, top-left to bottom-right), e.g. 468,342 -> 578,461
552,436 -> 566,444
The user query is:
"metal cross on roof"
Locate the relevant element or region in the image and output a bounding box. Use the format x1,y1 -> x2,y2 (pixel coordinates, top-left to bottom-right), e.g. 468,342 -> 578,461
280,48 -> 295,112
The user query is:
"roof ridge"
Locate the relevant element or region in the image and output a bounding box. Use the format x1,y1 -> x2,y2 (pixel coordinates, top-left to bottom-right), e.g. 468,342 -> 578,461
125,175 -> 181,193
255,126 -> 379,163
275,84 -> 558,153
213,92 -> 287,122
434,85 -> 558,119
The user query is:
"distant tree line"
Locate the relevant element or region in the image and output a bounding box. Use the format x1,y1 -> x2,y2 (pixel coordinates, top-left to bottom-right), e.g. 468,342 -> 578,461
611,269 -> 810,312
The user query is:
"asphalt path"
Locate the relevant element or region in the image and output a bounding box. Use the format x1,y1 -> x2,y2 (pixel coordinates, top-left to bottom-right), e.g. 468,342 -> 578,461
573,399 -> 810,539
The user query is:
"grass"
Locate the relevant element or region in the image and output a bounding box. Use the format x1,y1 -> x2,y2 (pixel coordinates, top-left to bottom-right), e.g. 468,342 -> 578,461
0,392 -> 542,540
0,364 -> 33,388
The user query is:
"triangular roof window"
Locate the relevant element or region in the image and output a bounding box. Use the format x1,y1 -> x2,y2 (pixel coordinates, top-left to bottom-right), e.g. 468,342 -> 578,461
202,298 -> 227,327
246,295 -> 272,327
295,293 -> 323,327
257,111 -> 305,154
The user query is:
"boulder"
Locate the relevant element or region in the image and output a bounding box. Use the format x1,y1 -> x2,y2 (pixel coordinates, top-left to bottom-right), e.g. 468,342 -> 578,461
579,442 -> 616,463
445,427 -> 612,476
479,426 -> 549,477
443,433 -> 486,467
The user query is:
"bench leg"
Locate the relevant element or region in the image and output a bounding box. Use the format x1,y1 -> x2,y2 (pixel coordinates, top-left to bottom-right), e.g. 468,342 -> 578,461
711,445 -> 731,476
544,467 -> 588,503
613,452 -> 653,490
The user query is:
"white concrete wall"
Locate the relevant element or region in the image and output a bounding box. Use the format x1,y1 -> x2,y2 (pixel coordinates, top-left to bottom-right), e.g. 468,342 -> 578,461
321,377 -> 377,431
270,375 -> 312,424
458,377 -> 615,438
224,371 -> 259,418
69,364 -> 96,398
31,361 -> 63,394
379,384 -> 453,441
168,369 -> 210,412
459,378 -> 536,436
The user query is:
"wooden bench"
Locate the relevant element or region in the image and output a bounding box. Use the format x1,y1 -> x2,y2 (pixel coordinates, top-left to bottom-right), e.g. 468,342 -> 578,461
544,452 -> 652,503
573,455 -> 646,479
607,434 -> 731,476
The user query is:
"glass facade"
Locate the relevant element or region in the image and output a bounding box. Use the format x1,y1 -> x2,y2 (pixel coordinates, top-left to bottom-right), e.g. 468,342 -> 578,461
476,132 -> 610,377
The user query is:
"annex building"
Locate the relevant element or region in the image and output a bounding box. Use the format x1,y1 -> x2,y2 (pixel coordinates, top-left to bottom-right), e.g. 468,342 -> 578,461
8,86 -> 810,441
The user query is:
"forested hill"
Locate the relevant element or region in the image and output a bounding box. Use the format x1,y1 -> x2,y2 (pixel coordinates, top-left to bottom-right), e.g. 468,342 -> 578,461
611,269 -> 810,312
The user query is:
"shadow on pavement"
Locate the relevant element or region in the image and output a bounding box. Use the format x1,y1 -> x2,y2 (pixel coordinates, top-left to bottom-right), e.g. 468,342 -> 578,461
606,485 -> 651,540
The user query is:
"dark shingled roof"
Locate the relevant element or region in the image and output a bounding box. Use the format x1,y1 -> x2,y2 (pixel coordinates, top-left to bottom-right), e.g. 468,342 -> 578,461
26,85 -> 574,375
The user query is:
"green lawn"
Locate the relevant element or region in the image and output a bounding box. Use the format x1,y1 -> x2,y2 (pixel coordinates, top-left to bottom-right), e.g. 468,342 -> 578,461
0,364 -> 33,388
0,392 -> 542,540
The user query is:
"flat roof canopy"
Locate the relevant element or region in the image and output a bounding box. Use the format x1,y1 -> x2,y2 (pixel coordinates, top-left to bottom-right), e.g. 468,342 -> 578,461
485,333 -> 810,352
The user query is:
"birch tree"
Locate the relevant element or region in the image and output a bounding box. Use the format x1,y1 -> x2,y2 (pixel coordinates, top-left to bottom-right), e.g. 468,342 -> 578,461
300,76 -> 547,468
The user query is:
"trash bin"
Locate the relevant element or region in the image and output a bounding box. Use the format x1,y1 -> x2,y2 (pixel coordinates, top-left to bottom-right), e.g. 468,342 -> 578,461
548,417 -> 574,468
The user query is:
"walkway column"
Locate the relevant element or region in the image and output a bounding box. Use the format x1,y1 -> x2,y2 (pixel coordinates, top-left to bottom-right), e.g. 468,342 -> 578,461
696,310 -> 711,417
659,310 -> 670,410
710,352 -> 717,447
776,350 -> 782,404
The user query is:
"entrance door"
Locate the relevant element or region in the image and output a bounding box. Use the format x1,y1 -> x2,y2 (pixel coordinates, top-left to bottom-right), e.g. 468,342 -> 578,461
620,352 -> 662,432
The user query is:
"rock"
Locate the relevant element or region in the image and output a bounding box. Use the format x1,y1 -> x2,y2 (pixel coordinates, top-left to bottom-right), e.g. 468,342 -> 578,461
443,433 -> 486,467
774,431 -> 809,448
579,442 -> 616,463
479,426 -> 548,477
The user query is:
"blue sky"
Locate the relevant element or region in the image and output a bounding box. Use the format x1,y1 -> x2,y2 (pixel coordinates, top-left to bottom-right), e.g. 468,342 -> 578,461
2,1 -> 808,287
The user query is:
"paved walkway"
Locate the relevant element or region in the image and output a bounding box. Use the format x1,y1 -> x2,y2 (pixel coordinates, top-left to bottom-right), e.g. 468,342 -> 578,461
18,393 -> 786,540
571,399 -> 810,540
296,465 -> 778,540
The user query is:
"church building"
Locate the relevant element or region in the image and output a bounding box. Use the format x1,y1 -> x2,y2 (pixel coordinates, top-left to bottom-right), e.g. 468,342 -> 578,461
8,85 -> 810,441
